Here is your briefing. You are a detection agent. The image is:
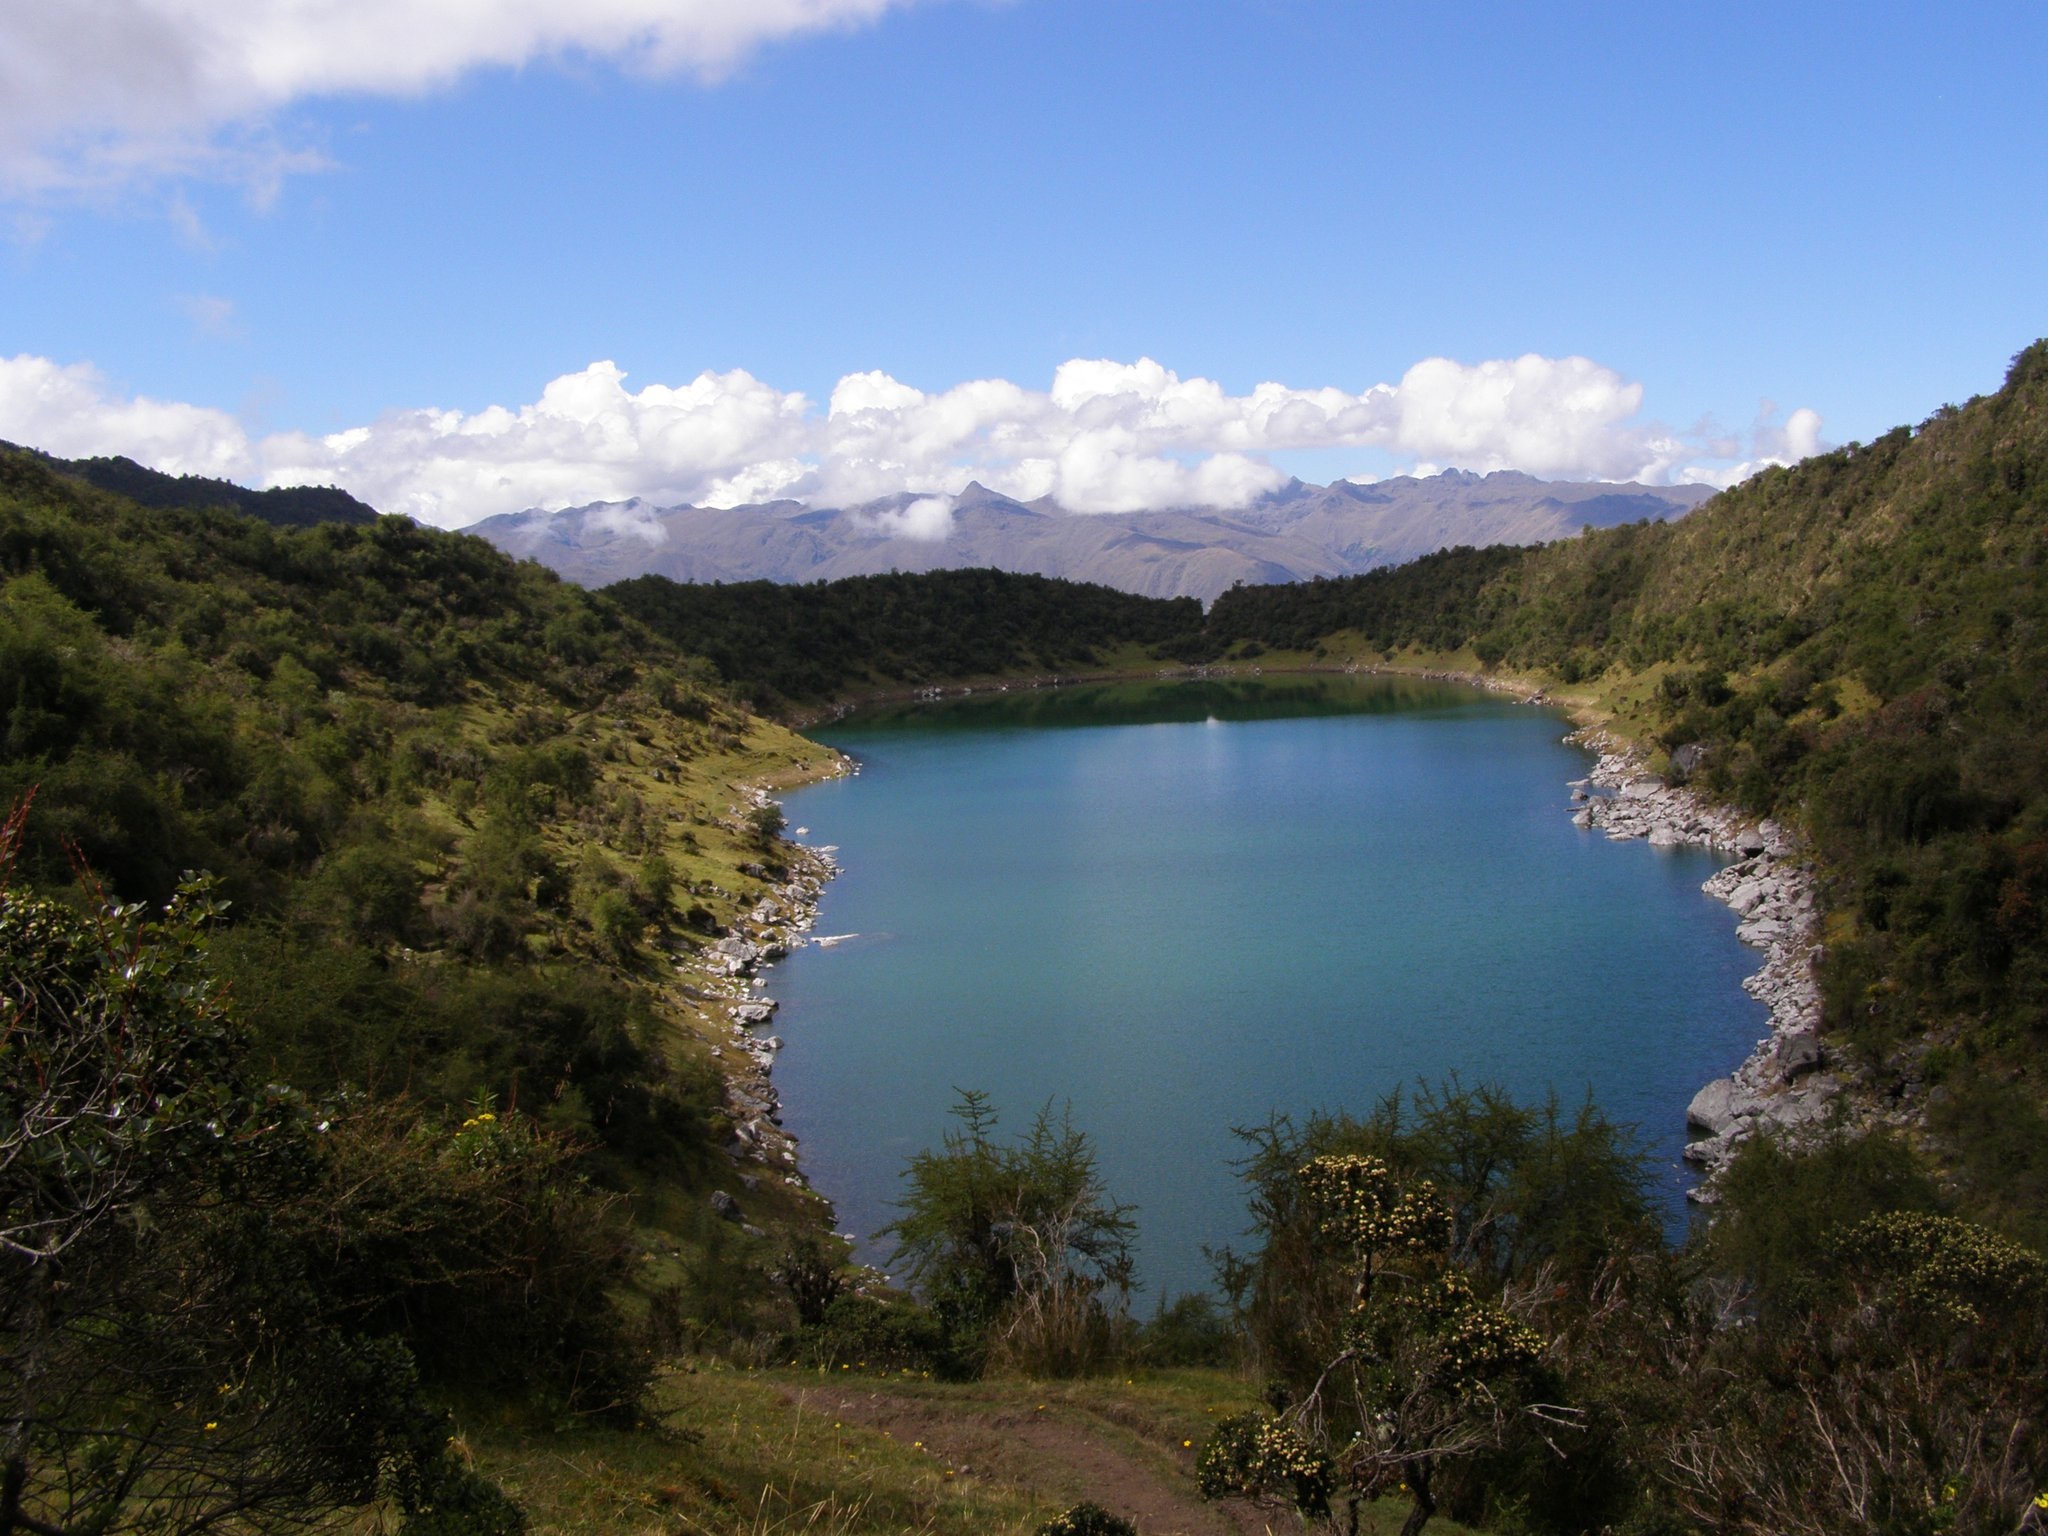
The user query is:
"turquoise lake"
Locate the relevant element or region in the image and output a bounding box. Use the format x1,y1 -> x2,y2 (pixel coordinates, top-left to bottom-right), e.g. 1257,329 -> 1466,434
769,675 -> 1763,1297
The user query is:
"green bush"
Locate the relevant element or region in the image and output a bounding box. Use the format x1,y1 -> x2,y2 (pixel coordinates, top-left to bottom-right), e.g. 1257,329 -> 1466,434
881,1091 -> 1135,1377
1034,1502 -> 1139,1536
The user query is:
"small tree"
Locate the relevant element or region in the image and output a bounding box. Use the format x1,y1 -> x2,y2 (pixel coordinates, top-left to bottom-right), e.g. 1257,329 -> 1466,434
881,1091 -> 1135,1376
1199,1153 -> 1569,1536
745,803 -> 785,854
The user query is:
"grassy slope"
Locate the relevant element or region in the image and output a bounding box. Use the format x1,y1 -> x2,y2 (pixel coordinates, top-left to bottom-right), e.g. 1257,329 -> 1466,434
470,1366 -> 1463,1536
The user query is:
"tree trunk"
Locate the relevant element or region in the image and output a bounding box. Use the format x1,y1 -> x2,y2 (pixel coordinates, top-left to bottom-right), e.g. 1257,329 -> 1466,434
1397,1463 -> 1436,1536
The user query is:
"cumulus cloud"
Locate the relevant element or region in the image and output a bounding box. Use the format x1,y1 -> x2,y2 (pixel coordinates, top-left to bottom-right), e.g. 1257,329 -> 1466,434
0,350 -> 1827,528
254,360 -> 817,524
0,354 -> 255,478
0,0 -> 926,194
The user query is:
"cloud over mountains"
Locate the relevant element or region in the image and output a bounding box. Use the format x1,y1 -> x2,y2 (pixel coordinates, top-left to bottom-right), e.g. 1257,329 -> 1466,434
0,351 -> 1820,530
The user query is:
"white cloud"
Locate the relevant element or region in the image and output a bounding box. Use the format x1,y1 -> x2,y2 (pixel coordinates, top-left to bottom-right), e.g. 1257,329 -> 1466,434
1675,402 -> 1832,490
581,498 -> 669,546
0,350 -> 1827,527
0,354 -> 254,477
0,0 -> 927,194
254,359 -> 818,525
859,494 -> 955,541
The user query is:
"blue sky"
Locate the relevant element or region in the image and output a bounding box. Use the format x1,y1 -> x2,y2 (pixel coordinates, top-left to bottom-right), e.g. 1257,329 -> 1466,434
2,0 -> 2043,525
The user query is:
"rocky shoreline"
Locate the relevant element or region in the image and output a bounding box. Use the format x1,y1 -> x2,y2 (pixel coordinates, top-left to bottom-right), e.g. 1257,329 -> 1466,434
1567,732 -> 1848,1194
705,699 -> 1854,1219
670,773 -> 852,1228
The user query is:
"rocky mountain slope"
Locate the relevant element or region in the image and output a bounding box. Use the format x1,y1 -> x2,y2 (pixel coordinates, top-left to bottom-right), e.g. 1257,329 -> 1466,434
466,471 -> 1711,604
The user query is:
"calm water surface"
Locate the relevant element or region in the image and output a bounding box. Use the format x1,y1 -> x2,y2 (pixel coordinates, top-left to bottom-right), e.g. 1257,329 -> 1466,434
769,676 -> 1763,1295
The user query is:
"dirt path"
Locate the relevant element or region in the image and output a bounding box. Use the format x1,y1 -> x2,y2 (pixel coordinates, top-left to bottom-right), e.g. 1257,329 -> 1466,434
772,1382 -> 1282,1536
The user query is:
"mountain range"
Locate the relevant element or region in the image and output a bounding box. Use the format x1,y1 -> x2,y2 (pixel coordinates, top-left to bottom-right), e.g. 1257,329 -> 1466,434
466,471 -> 1714,604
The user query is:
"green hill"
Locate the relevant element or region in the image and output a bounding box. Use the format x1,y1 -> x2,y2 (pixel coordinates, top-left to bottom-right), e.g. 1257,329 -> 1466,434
3,439 -> 380,528
0,443 -> 845,1341
607,567 -> 1203,711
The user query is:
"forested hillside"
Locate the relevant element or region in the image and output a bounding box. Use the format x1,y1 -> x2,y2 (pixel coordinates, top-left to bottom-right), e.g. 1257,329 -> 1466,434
4,439 -> 380,527
608,567 -> 1203,709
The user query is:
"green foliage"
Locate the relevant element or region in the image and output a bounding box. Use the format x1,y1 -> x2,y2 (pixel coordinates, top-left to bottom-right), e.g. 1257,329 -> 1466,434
1207,1144 -> 1559,1535
1134,1291 -> 1236,1369
787,1293 -> 954,1376
0,447 -> 683,907
1213,1083 -> 1662,1536
1196,1411 -> 1335,1518
1706,1128 -> 1941,1303
1033,1502 -> 1139,1536
1223,1083 -> 1654,1390
0,809 -> 525,1536
882,1091 -> 1136,1377
0,444 -> 757,1207
1205,544 -> 1529,657
218,926 -> 723,1179
1664,1207 -> 2048,1534
746,801 -> 787,854
290,1101 -> 649,1416
1926,1073 -> 2048,1251
6,440 -> 379,528
607,568 -> 1201,709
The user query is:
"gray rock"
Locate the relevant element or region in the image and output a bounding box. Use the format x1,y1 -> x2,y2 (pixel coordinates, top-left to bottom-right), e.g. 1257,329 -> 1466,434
1682,1131 -> 1735,1167
1777,1032 -> 1825,1081
709,1190 -> 741,1222
1764,1083 -> 1838,1133
1687,1078 -> 1739,1135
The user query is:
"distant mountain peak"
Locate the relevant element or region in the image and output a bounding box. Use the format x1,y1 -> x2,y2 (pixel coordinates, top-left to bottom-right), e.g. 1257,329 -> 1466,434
465,471 -> 1713,605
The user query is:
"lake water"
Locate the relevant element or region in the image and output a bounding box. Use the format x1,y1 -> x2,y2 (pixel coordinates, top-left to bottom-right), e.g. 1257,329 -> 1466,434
769,675 -> 1763,1297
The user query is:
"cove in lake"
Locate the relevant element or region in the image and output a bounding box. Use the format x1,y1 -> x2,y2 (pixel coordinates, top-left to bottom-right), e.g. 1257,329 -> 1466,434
770,675 -> 1765,1297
